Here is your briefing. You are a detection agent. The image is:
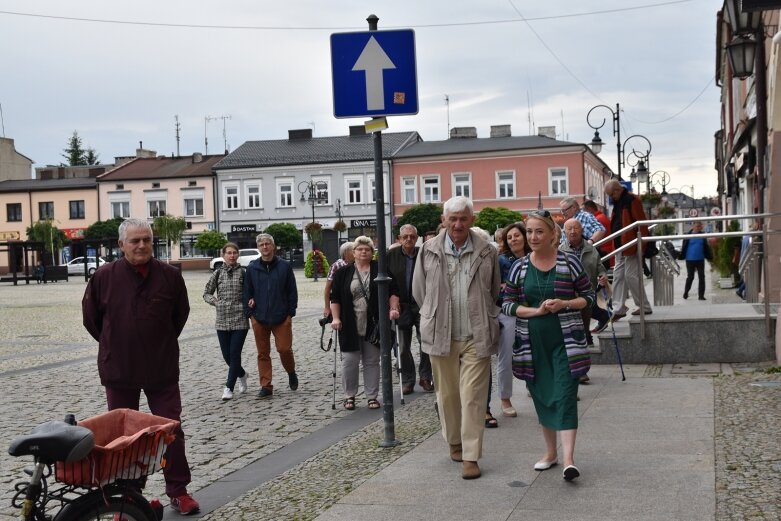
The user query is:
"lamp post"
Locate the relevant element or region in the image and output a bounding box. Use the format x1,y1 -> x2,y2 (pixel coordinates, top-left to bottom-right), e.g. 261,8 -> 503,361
677,184 -> 695,209
298,179 -> 328,281
335,198 -> 343,242
586,103 -> 622,180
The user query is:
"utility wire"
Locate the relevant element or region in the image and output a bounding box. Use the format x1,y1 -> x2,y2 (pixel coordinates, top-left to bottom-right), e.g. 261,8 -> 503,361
624,77 -> 715,125
0,1 -> 692,31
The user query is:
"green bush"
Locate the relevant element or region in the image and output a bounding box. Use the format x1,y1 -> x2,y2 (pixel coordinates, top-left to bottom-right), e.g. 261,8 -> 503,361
711,220 -> 741,277
304,249 -> 329,279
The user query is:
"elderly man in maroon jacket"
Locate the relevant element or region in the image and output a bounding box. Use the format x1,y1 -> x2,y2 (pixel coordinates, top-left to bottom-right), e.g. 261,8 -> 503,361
82,218 -> 199,516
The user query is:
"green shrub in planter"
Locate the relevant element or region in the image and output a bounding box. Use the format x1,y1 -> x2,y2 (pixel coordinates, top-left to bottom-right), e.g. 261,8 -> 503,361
304,249 -> 329,279
711,220 -> 741,278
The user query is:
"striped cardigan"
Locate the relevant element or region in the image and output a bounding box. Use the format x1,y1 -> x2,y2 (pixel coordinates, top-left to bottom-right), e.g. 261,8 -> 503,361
501,252 -> 594,381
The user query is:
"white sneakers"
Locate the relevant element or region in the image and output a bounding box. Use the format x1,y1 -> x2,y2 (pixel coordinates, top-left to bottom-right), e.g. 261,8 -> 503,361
221,387 -> 233,401
237,373 -> 248,394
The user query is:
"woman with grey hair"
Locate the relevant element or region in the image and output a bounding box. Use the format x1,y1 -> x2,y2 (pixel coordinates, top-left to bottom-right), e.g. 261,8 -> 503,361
324,242 -> 354,317
330,235 -> 400,410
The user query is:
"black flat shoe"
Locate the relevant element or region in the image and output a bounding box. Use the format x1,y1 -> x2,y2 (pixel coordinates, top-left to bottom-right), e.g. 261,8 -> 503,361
563,465 -> 580,481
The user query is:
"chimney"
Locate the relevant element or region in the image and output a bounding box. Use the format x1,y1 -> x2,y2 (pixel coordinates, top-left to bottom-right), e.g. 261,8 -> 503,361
349,125 -> 366,136
449,127 -> 478,139
288,128 -> 313,140
192,152 -> 203,163
537,126 -> 557,139
490,125 -> 512,138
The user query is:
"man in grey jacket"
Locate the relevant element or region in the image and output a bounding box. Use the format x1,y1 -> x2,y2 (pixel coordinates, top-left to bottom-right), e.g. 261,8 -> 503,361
412,196 -> 500,480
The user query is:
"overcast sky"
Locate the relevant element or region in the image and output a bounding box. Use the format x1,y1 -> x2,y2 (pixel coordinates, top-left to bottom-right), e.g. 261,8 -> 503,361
0,0 -> 720,198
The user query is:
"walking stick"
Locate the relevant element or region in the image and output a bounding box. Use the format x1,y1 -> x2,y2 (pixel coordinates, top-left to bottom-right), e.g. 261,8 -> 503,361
603,286 -> 626,381
331,330 -> 339,409
393,320 -> 405,405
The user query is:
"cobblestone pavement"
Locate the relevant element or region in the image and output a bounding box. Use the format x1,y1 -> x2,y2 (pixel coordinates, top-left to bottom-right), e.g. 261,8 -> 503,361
0,270 -> 779,520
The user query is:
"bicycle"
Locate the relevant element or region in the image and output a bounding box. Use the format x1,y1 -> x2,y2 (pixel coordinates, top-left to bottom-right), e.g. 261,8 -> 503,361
8,408 -> 177,521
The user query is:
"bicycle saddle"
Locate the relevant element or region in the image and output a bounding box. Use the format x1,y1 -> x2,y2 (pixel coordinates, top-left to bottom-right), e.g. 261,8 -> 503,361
8,421 -> 94,463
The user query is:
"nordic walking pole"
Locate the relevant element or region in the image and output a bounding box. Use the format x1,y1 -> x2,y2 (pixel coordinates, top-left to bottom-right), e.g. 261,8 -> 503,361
393,320 -> 405,405
331,329 -> 338,409
603,286 -> 626,381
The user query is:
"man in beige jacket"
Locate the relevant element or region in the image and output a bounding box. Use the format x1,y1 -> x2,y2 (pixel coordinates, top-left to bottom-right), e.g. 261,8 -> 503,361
412,196 -> 500,479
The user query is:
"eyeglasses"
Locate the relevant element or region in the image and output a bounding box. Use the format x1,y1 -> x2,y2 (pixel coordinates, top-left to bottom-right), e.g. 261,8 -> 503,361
561,205 -> 575,214
529,210 -> 551,218
399,234 -> 417,240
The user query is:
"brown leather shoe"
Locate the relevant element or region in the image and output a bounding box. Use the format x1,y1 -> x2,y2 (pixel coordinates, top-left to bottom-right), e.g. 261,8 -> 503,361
449,443 -> 463,462
462,460 -> 481,479
419,379 -> 434,392
402,384 -> 414,395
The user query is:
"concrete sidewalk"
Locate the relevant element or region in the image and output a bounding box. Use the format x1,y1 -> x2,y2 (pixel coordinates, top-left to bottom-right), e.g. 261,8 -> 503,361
315,364 -> 715,521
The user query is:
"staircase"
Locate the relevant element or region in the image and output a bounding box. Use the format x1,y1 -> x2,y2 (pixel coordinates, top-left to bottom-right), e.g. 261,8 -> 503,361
591,270 -> 777,364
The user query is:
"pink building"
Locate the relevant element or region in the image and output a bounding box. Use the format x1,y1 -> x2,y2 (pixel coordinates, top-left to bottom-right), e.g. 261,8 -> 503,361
392,126 -> 611,221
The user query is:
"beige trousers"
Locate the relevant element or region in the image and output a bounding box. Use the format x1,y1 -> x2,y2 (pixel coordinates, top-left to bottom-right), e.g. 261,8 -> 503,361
430,338 -> 491,462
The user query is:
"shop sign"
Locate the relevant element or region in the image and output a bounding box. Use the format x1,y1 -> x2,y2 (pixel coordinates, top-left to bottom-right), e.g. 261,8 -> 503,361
0,231 -> 20,240
62,228 -> 86,239
231,224 -> 257,233
350,219 -> 377,227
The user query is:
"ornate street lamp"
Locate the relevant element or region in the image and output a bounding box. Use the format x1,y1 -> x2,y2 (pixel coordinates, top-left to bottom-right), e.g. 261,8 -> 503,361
298,179 -> 328,281
726,35 -> 757,79
586,103 -> 621,179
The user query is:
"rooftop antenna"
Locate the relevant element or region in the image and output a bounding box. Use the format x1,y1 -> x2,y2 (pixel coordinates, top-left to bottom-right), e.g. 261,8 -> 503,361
174,115 -> 181,157
219,115 -> 232,153
204,115 -> 217,154
526,91 -> 532,135
0,102 -> 5,137
444,94 -> 450,138
560,109 -> 564,140
307,121 -> 316,135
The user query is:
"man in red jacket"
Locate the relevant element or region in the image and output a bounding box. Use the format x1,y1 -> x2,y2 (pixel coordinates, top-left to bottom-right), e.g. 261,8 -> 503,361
604,180 -> 652,320
82,218 -> 199,516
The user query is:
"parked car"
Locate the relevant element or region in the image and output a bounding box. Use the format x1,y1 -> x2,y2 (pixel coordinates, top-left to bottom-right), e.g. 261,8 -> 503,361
209,248 -> 261,270
65,256 -> 107,275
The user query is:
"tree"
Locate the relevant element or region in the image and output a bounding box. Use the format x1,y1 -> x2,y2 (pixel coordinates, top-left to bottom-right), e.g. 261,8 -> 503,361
26,220 -> 67,260
84,217 -> 124,241
62,131 -> 100,166
395,203 -> 443,236
195,229 -> 227,257
153,215 -> 188,262
474,207 -> 524,236
264,222 -> 302,251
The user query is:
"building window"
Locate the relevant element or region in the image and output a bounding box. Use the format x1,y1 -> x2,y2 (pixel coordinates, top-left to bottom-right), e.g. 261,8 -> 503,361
38,202 -> 54,220
402,177 -> 417,204
6,203 -> 22,222
278,181 -> 293,207
152,182 -> 160,189
346,177 -> 363,204
148,200 -> 166,218
422,176 -> 440,203
549,168 -> 568,195
246,184 -> 262,209
497,171 -> 515,199
69,200 -> 85,219
453,173 -> 471,198
188,181 -> 197,187
368,175 -> 386,204
224,185 -> 239,210
184,198 -> 204,217
111,201 -> 130,219
313,177 -> 330,205
179,235 -> 209,258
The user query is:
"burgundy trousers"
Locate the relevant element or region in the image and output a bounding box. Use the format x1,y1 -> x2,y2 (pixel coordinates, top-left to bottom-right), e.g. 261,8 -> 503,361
105,383 -> 191,498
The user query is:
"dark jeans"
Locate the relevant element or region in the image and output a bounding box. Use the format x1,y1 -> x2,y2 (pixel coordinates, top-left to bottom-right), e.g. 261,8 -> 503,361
398,317 -> 431,386
685,260 -> 706,298
217,329 -> 248,390
105,383 -> 191,498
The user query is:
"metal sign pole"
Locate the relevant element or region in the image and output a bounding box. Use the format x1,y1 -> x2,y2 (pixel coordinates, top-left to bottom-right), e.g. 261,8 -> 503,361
367,14 -> 399,448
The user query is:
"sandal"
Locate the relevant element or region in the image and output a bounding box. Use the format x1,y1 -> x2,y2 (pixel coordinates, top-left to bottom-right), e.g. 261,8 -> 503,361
485,412 -> 498,428
367,398 -> 381,409
343,397 -> 356,410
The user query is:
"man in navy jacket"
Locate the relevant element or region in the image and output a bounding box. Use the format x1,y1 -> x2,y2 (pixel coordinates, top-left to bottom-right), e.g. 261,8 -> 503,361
243,233 -> 299,398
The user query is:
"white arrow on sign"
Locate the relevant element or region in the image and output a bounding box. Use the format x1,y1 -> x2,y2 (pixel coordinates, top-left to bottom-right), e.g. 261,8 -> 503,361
352,36 -> 396,111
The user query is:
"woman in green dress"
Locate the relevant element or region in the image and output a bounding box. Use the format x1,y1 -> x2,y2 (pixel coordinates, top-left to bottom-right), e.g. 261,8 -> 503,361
501,210 -> 594,481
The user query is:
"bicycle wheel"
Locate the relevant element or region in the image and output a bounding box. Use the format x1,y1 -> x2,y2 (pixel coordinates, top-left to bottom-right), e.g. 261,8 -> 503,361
60,498 -> 154,521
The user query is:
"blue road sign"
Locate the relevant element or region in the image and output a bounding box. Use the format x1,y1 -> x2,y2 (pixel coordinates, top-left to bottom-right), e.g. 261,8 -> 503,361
331,29 -> 418,119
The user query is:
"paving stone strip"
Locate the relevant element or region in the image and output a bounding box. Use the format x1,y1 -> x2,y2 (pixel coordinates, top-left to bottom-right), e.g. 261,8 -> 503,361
714,370 -> 781,520
199,393 -> 440,521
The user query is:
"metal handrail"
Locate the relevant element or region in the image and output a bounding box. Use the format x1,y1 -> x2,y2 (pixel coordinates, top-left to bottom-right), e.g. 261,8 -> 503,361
593,211 -> 780,339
